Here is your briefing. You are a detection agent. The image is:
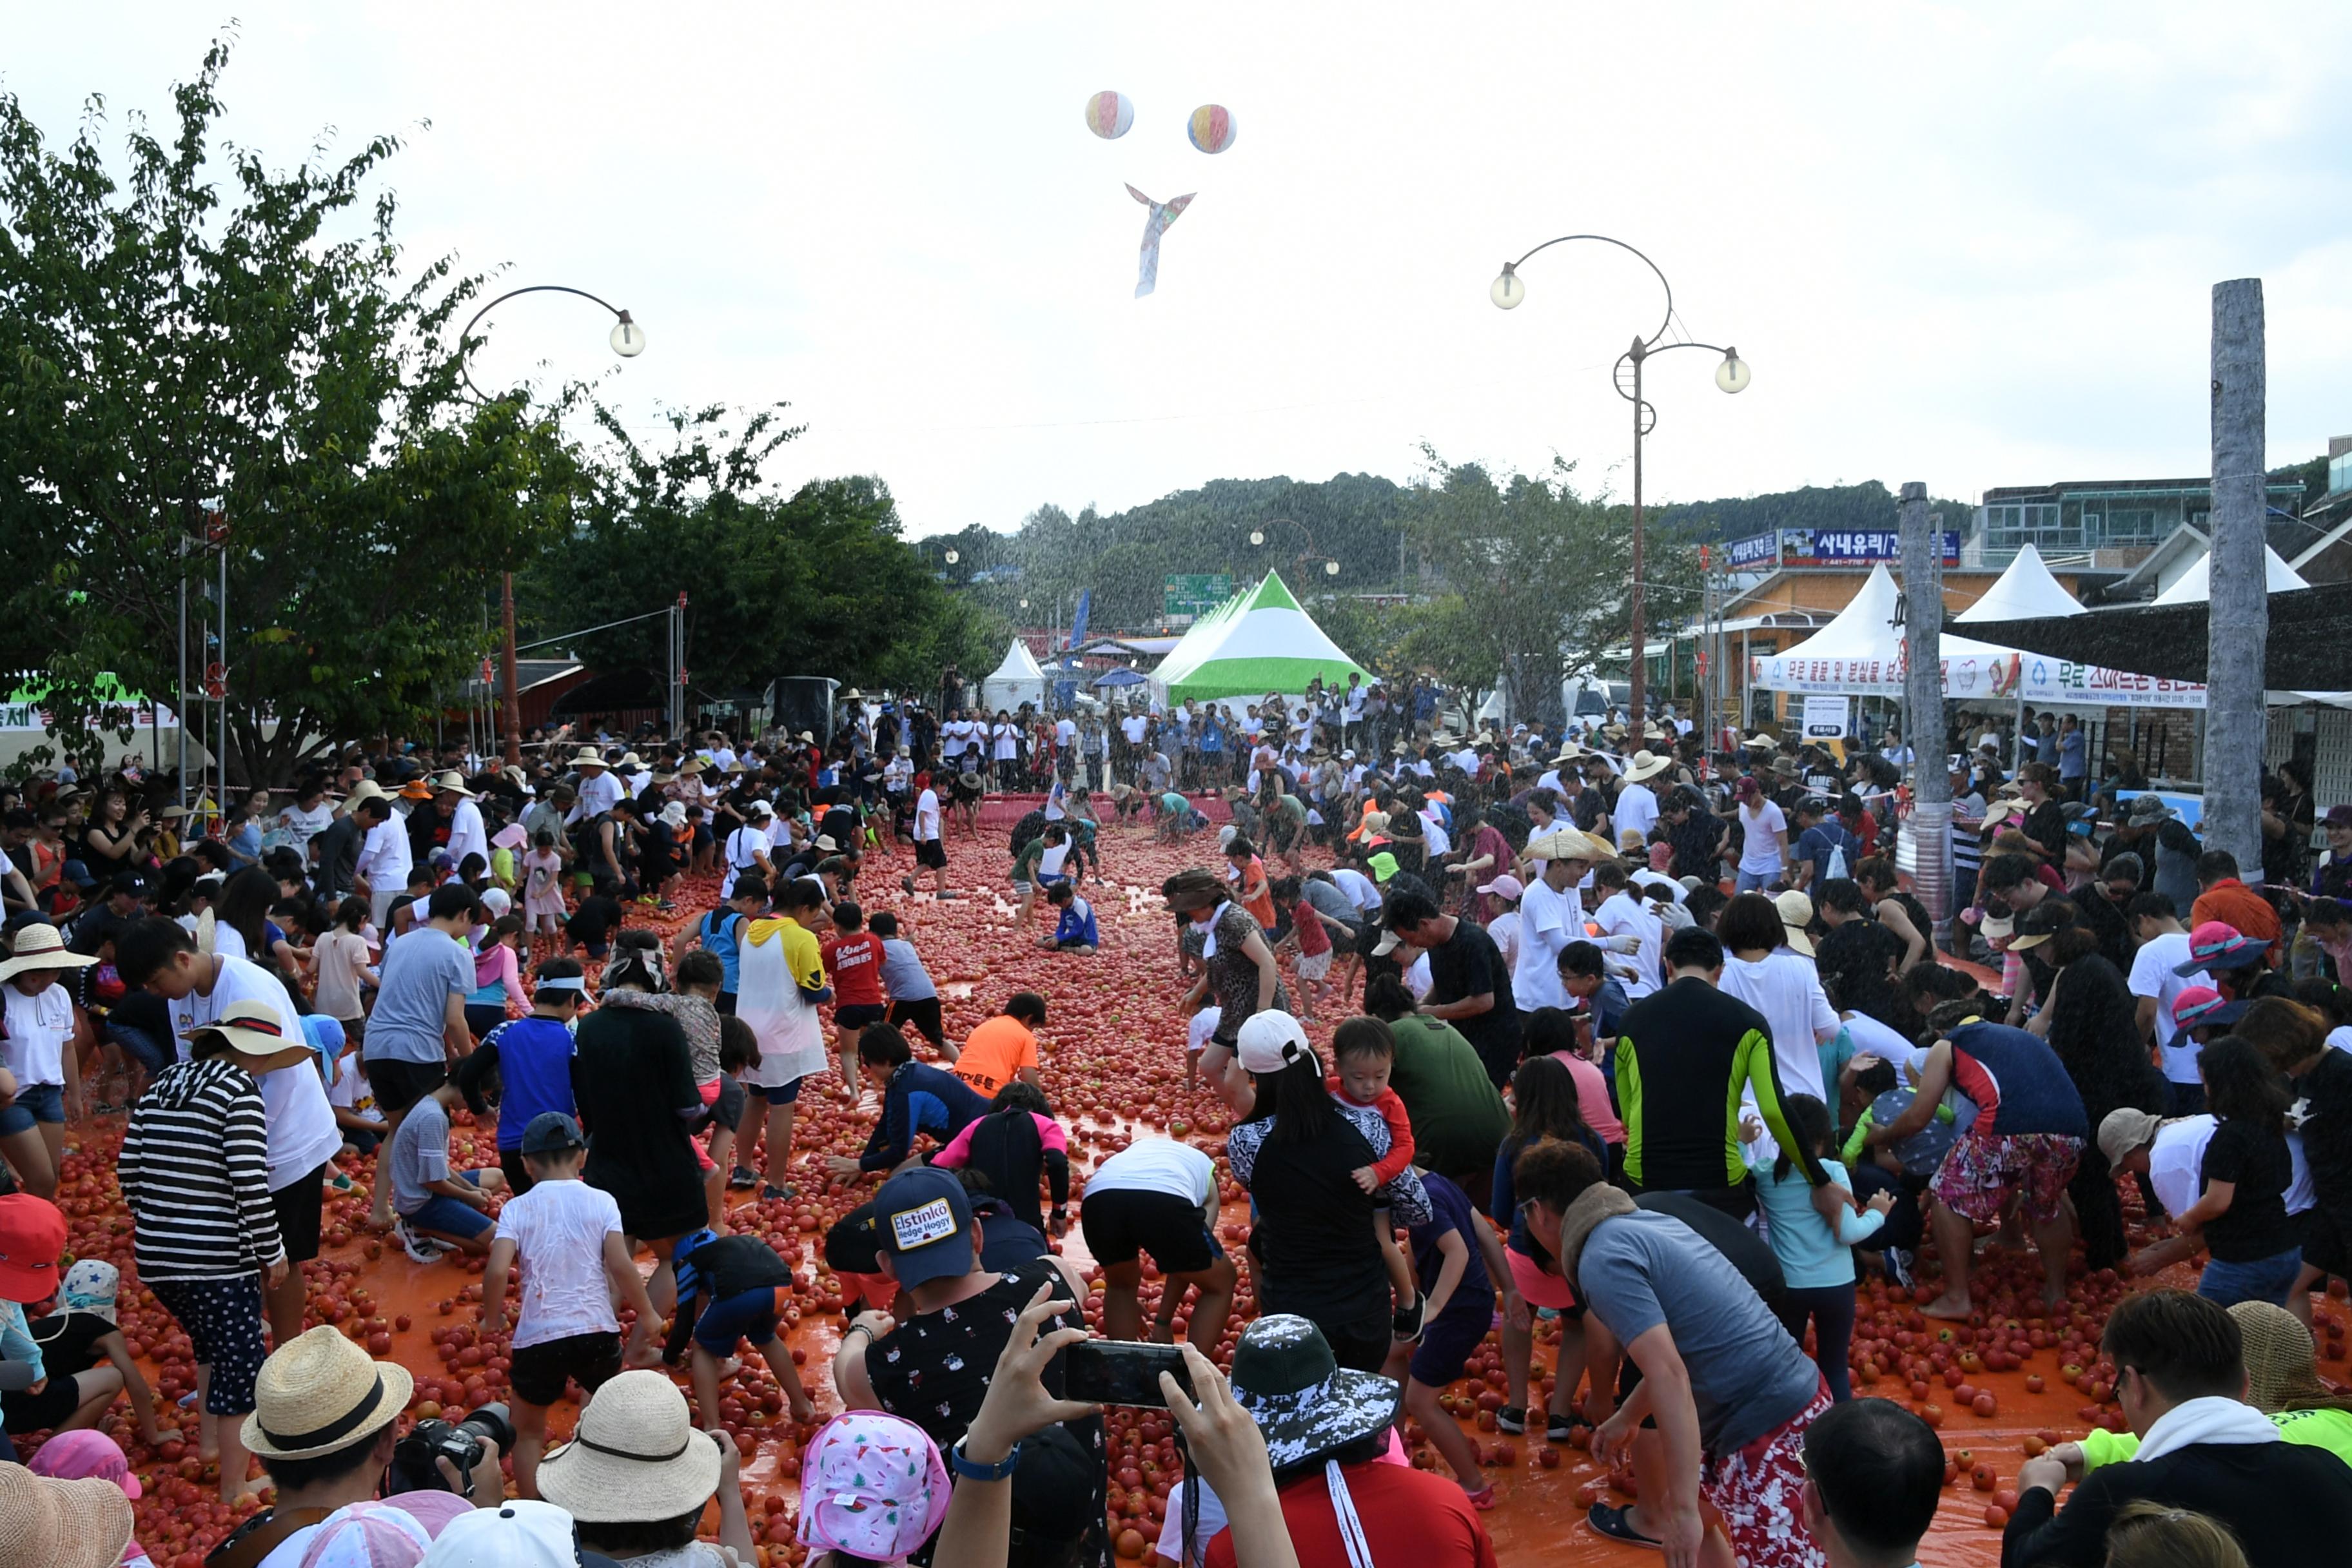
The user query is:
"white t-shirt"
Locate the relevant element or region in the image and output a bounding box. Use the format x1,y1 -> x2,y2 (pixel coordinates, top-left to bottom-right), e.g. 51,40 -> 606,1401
1718,953 -> 1838,1100
1121,716 -> 1148,746
1329,868 -> 1382,916
326,1053 -> 379,1124
2148,1114 -> 2315,1220
1737,800 -> 1788,877
1156,1478 -> 1231,1568
992,723 -> 1019,761
1055,719 -> 1077,749
573,770 -> 623,819
914,789 -> 942,842
357,817 -> 413,884
1486,909 -> 1522,975
1,983 -> 75,1086
2126,930 -> 2207,1084
171,956 -> 343,1188
1592,890 -> 1662,998
493,1178 -> 625,1348
1514,877 -> 1580,1011
1839,1010 -> 1916,1068
1088,1139 -> 1215,1204
274,801 -> 337,857
1405,952 -> 1433,1001
1614,782 -> 1660,847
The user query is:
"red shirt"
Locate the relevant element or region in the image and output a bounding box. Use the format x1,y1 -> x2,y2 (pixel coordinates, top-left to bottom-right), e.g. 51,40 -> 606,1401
1204,1460 -> 1496,1568
822,931 -> 886,1008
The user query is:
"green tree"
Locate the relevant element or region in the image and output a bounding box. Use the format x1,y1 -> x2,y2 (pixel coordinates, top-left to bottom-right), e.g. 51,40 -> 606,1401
530,404 -> 1001,703
0,39 -> 579,782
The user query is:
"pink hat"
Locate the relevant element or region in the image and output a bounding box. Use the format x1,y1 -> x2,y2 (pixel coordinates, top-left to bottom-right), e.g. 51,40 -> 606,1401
797,1411 -> 950,1560
26,1429 -> 139,1498
1647,842 -> 1674,872
1475,874 -> 1525,901
294,1501 -> 433,1568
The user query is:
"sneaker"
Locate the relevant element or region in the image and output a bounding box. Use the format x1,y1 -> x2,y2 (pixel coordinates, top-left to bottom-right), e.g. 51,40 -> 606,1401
1547,1411 -> 1580,1443
1884,1247 -> 1916,1289
1391,1293 -> 1425,1344
329,1172 -> 355,1192
760,1184 -> 799,1203
900,876 -> 917,896
1495,1406 -> 1528,1435
727,1166 -> 761,1191
395,1219 -> 447,1264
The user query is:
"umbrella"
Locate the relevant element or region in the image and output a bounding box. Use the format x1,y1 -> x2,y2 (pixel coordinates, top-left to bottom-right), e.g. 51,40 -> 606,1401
1093,667 -> 1148,688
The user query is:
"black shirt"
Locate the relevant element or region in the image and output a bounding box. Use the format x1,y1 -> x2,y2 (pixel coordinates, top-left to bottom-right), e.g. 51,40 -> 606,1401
1239,1113 -> 1391,1326
2200,1116 -> 2295,1262
2295,1048 -> 2352,1222
567,894 -> 624,948
2004,1438 -> 2352,1568
1422,917 -> 1521,1075
311,814 -> 365,900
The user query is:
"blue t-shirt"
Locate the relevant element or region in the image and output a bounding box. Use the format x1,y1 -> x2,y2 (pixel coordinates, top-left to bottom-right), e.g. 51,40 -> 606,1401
1409,1171 -> 1495,1325
480,1016 -> 579,1152
1054,897 -> 1099,947
1795,822 -> 1860,888
366,928 -> 472,1065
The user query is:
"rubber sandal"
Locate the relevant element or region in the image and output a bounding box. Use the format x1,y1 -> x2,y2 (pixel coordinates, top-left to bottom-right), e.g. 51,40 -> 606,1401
1463,1484 -> 1498,1511
1588,1503 -> 1663,1549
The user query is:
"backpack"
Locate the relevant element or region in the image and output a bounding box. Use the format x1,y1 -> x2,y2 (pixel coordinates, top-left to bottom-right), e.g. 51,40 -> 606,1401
1824,836 -> 1850,884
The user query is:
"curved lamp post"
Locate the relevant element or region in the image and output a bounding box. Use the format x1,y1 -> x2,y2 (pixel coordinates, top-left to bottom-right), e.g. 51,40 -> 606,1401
455,284 -> 648,765
1491,235 -> 1745,723
1249,517 -> 1343,578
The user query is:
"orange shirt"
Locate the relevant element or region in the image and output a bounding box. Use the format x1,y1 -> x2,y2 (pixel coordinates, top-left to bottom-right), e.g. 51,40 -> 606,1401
1228,856 -> 1277,930
954,1014 -> 1039,1098
2191,879 -> 2282,959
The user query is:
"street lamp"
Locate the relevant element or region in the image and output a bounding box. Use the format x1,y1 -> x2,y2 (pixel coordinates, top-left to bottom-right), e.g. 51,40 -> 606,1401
455,283 -> 649,765
943,549 -> 960,565
1249,518 -> 1342,581
1490,236 -> 1745,722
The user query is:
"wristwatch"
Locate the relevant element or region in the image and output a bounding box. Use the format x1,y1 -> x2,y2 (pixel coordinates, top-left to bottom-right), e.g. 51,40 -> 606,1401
949,1436 -> 1023,1482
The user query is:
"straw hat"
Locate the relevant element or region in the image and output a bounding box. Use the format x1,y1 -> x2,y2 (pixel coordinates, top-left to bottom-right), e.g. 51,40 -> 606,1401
427,770 -> 474,799
571,748 -> 609,769
184,999 -> 324,1075
1773,890 -> 1817,956
345,779 -> 391,807
0,924 -> 99,985
1622,750 -> 1673,784
0,1465 -> 133,1568
242,1324 -> 415,1460
2230,1300 -> 2334,1413
537,1370 -> 723,1524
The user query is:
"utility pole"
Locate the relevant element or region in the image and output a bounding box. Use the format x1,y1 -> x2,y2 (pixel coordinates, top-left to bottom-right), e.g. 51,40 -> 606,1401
1899,481 -> 1953,947
2205,278 -> 2268,869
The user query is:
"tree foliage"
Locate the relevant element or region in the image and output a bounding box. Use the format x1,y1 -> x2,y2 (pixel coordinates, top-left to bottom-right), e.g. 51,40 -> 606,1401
0,38 -> 578,781
525,404 -> 1003,704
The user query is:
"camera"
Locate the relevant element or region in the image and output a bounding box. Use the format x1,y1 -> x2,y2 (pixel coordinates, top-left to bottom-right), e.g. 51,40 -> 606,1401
383,1402 -> 515,1497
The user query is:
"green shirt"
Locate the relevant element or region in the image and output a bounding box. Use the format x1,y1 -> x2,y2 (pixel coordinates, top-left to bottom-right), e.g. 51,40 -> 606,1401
1384,1014 -> 1511,1180
2080,1409 -> 2352,1472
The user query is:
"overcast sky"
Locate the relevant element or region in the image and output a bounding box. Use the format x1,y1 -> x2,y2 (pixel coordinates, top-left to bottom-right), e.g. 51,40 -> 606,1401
10,3 -> 2350,536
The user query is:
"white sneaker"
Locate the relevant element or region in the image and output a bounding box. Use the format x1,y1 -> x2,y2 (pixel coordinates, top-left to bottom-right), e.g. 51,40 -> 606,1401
396,1219 -> 446,1264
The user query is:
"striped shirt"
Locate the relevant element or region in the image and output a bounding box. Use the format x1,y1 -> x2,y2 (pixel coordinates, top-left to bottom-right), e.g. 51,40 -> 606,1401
120,1057 -> 285,1280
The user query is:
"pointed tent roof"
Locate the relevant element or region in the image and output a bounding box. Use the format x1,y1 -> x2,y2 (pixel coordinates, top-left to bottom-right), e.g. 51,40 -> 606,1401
1956,544 -> 2082,623
1148,572 -> 1370,703
1764,564 -> 1906,663
985,636 -> 1045,683
2151,544 -> 2308,605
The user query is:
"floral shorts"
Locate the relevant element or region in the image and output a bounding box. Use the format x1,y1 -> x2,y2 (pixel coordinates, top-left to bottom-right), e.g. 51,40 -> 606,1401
1931,1129 -> 2082,1226
1704,1380 -> 1830,1568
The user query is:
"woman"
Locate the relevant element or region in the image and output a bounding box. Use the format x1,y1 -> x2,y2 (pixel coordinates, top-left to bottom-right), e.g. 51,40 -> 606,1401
119,999 -> 310,1502
211,866 -> 300,979
2025,914 -> 2166,1271
1812,880 -> 1912,1034
1444,804 -> 1513,924
1716,893 -> 1841,1101
573,931 -> 707,1313
1732,777 -> 1788,893
1489,1054 -> 1606,1442
537,1370 -> 756,1565
1852,856 -> 1932,975
1164,867 -> 1287,1095
79,790 -> 147,883
1223,1011 -> 1429,1373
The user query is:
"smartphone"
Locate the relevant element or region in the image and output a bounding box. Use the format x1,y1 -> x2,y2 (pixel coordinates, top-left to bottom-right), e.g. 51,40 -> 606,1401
1063,1340 -> 1195,1409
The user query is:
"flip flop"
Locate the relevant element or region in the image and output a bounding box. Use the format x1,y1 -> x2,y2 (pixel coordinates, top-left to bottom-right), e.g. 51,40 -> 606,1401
1463,1484 -> 1498,1511
1587,1503 -> 1663,1549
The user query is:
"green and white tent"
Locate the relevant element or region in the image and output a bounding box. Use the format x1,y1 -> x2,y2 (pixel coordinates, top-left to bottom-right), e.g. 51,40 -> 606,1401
1146,572 -> 1370,706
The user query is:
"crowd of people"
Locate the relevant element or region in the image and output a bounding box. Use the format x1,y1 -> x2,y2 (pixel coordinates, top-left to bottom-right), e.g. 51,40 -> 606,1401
0,683 -> 2344,1568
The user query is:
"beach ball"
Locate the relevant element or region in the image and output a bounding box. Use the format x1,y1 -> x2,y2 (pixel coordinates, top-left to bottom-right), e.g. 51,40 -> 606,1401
1187,103 -> 1237,153
1084,90 -> 1135,140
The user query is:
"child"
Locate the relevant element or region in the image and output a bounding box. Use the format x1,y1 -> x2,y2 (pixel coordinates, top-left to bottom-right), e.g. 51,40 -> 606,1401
1837,1054 -> 1962,1288
28,1429 -> 154,1567
1271,877 -> 1339,1021
482,1112 -> 661,1498
1223,836 -> 1277,936
796,1412 -> 949,1568
664,1226 -> 818,1434
1327,1020 -> 1423,1343
823,901 -> 889,1094
565,875 -> 625,961
326,1040 -> 387,1159
387,1076 -> 510,1262
2181,1035 -> 2298,1308
490,822 -> 527,896
0,922 -> 95,1199
12,1260 -> 168,1450
1394,1169 -> 1508,1509
1489,1055 -> 1605,1439
1742,1093 -> 1890,1401
1184,1003 -> 1222,1090
928,1081 -> 1072,1237
311,896 -> 377,1052
387,865 -> 436,945
458,959 -> 589,1196
703,1016 -> 760,1226
464,913 -> 524,1041
870,911 -> 954,1063
522,830 -> 567,943
1041,881 -> 1098,954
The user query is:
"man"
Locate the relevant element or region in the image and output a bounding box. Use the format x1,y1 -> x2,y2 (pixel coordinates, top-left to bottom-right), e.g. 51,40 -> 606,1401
213,1325 -> 503,1567
2313,802 -> 2352,903
1801,1400 -> 1945,1568
309,787 -> 380,904
2005,1289 -> 2352,1567
1513,832 -> 1602,1014
358,884 -> 479,1228
435,772 -> 489,871
1613,927 -> 1827,1219
1614,748 -> 1671,846
352,782 -> 415,929
1789,799 -> 1859,893
2126,892 -> 2207,1115
2190,850 -> 2281,960
956,992 -> 1048,1099
1520,1139 -> 1831,1568
1379,889 -> 1521,1089
1661,787 -> 1727,885
2056,714 -> 2088,799
900,773 -> 956,901
1979,852 -> 2064,921
565,747 -> 622,824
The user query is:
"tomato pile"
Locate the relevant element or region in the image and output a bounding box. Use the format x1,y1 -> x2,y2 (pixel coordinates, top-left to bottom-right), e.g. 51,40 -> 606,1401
26,807 -> 2352,1565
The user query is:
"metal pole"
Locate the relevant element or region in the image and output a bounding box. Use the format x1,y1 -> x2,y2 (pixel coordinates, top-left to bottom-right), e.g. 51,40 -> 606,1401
1628,342 -> 1647,723
2205,278 -> 2268,868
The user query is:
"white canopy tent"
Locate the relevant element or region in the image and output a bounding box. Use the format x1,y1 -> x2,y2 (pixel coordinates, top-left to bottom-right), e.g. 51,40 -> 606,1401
1955,544 -> 2084,623
2151,544 -> 2308,605
978,637 -> 1047,713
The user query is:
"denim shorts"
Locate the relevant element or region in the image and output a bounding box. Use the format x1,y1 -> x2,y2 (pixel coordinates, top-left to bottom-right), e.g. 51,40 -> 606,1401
0,1083 -> 65,1135
2197,1248 -> 2302,1308
691,1285 -> 785,1354
402,1172 -> 491,1239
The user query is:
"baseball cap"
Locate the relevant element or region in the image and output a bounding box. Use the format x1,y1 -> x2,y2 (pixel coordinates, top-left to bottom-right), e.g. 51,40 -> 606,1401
520,1113 -> 589,1157
420,1501 -> 580,1568
1475,874 -> 1525,901
0,1194 -> 66,1303
1235,1010 -> 1313,1075
872,1167 -> 977,1290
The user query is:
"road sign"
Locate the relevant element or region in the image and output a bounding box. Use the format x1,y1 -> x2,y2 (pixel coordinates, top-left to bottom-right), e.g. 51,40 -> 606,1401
1162,573 -> 1233,620
202,661 -> 227,701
